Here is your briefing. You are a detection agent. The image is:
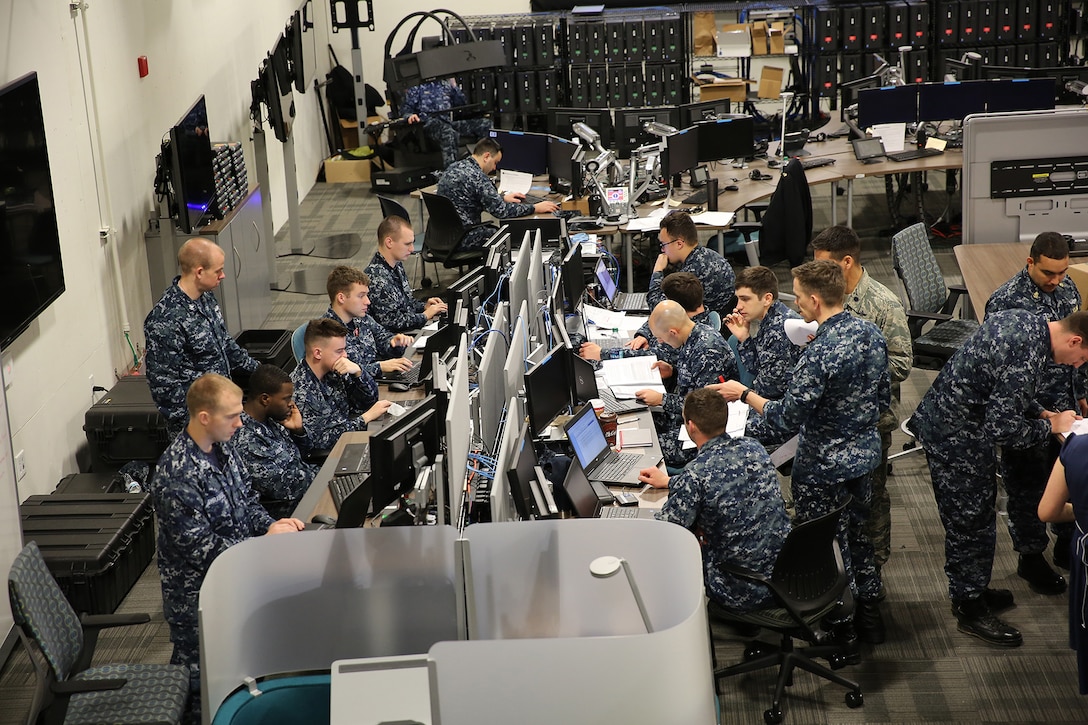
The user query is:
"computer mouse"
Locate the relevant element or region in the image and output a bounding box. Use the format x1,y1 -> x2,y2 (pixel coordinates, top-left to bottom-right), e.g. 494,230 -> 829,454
725,184 -> 739,192
389,382 -> 411,393
310,514 -> 337,527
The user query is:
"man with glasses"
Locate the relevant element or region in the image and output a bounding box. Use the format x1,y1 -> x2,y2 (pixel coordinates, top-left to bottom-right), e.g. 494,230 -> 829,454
364,215 -> 447,332
646,211 -> 735,323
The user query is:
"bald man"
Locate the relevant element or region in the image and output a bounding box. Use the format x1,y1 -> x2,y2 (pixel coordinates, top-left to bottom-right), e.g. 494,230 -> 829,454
634,300 -> 736,470
145,238 -> 258,437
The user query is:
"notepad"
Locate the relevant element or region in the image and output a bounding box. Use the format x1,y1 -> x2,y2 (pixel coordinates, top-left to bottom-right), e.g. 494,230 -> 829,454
617,428 -> 653,448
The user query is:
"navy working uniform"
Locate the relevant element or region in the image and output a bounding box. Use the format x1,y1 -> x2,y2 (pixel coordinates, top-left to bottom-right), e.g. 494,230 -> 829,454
656,324 -> 737,469
323,307 -> 404,381
435,156 -> 534,251
144,277 -> 258,437
740,300 -> 802,445
647,246 -> 736,319
760,311 -> 889,600
912,310 -> 1054,602
290,360 -> 378,450
150,432 -> 274,711
233,412 -> 319,519
657,433 -> 791,612
400,79 -> 490,169
364,252 -> 427,332
985,267 -> 1082,558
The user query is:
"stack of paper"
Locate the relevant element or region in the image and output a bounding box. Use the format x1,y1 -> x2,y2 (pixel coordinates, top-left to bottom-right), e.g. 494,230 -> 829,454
583,306 -> 649,337
498,169 -> 533,196
599,357 -> 666,399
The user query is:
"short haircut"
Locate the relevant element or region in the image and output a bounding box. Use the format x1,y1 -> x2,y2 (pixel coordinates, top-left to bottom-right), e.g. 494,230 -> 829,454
792,259 -> 845,307
177,238 -> 220,275
377,215 -> 411,247
1060,311 -> 1088,344
682,388 -> 728,438
247,364 -> 292,399
661,272 -> 704,312
735,266 -> 780,300
303,317 -> 348,350
327,266 -> 370,303
186,373 -> 241,417
1030,231 -> 1070,262
810,225 -> 862,263
473,137 -> 502,157
659,210 -> 699,246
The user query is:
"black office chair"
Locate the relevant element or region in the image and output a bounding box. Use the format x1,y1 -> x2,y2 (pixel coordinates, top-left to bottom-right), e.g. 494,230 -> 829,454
712,504 -> 862,724
891,222 -> 978,370
420,192 -> 491,276
730,158 -> 813,270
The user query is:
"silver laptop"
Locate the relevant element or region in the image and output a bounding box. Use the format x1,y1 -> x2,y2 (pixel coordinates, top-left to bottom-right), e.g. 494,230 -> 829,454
562,403 -> 657,485
563,450 -> 656,519
595,258 -> 649,312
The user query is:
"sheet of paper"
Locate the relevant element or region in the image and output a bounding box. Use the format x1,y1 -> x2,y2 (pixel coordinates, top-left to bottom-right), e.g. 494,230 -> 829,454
678,422 -> 696,449
784,318 -> 818,346
599,356 -> 664,388
625,216 -> 662,232
498,169 -> 533,195
611,384 -> 667,399
870,123 -> 906,152
583,305 -> 628,331
1069,419 -> 1088,437
726,401 -> 749,438
690,211 -> 736,226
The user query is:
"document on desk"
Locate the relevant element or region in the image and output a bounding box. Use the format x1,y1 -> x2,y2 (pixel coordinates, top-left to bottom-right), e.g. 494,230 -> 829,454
583,306 -> 648,336
600,357 -> 666,399
1069,419 -> 1088,437
498,169 -> 533,196
690,211 -> 735,226
870,123 -> 907,152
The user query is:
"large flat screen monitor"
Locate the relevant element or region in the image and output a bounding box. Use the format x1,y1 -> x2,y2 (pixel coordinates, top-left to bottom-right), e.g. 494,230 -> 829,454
489,129 -> 549,175
523,345 -> 572,437
169,95 -> 217,233
613,107 -> 681,158
547,134 -> 580,194
695,116 -> 755,161
857,84 -> 919,128
370,393 -> 444,512
917,80 -> 989,122
662,126 -> 700,178
547,107 -> 613,151
679,99 -> 732,128
985,78 -> 1056,113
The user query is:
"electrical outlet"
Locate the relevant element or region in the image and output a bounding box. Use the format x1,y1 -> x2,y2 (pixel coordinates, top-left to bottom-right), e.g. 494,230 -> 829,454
14,450 -> 26,481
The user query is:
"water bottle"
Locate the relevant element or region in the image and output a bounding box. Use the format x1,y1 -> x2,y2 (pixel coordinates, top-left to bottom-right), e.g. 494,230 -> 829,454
122,473 -> 142,495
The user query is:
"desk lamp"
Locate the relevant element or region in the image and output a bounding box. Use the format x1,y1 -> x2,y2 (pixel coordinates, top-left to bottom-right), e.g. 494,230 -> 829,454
590,555 -> 654,633
777,91 -> 794,162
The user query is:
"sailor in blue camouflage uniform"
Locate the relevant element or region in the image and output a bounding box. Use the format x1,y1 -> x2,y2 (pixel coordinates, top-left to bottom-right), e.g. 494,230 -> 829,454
985,231 -> 1083,583
634,301 -> 737,470
435,137 -> 558,251
648,211 -> 735,318
151,374 -> 303,721
640,388 -> 791,613
723,266 -> 802,446
144,238 -> 258,438
290,318 -> 390,451
912,309 -> 1088,647
401,77 -> 491,168
323,266 -> 414,381
714,260 -> 890,644
233,365 -> 319,519
365,216 -> 448,332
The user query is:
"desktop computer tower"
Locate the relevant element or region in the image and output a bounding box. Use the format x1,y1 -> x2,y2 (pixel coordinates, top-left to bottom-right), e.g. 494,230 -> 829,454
937,2 -> 959,46
814,6 -> 840,51
1037,41 -> 1060,66
906,50 -> 928,84
995,0 -> 1016,40
472,72 -> 495,111
538,69 -> 561,109
605,19 -> 625,64
1017,0 -> 1038,40
514,25 -> 535,67
863,4 -> 885,50
608,65 -> 626,107
589,66 -> 609,107
626,20 -> 644,61
978,0 -> 997,42
995,44 -> 1016,65
959,0 -> 979,43
908,1 -> 930,44
841,5 -> 862,51
497,26 -> 516,67
661,18 -> 682,62
888,2 -> 910,45
495,72 -> 516,114
1037,0 -> 1060,39
840,53 -> 864,86
535,22 -> 556,66
1016,44 -> 1037,67
569,66 -> 590,108
517,71 -> 539,113
644,19 -> 664,61
815,55 -> 837,97
662,64 -> 683,106
645,64 -> 665,106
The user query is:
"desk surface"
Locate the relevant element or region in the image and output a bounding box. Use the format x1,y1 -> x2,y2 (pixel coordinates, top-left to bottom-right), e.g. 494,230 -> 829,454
953,242 -> 1029,322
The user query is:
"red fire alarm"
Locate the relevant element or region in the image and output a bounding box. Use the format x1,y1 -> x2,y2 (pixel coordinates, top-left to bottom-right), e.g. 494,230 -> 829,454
138,56 -> 149,78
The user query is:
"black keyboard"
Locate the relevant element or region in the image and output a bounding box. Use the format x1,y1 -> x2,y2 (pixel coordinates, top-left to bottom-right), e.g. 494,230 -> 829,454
599,389 -> 648,415
886,147 -> 943,162
521,194 -> 546,205
381,361 -> 421,386
681,188 -> 709,205
799,156 -> 836,170
329,472 -> 367,512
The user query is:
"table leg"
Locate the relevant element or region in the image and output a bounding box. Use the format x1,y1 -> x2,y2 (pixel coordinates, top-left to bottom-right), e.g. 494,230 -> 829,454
847,178 -> 854,227
624,231 -> 634,293
831,181 -> 839,225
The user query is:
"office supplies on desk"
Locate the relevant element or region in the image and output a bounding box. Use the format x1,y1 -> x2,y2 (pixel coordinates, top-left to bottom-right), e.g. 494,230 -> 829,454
564,403 -> 657,485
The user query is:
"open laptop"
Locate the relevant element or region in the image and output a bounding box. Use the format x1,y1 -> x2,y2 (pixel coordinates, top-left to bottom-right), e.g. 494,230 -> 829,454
562,403 -> 657,485
594,258 -> 649,312
563,448 -> 656,519
568,351 -> 647,416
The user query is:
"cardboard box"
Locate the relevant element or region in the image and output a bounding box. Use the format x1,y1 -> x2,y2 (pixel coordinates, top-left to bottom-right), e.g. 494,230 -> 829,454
751,22 -> 768,55
1066,263 -> 1088,308
769,22 -> 786,54
696,78 -> 749,103
757,66 -> 785,98
717,23 -> 752,57
324,155 -> 373,184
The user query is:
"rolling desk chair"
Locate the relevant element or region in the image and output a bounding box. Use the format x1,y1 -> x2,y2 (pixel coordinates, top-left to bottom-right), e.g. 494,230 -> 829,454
419,192 -> 491,277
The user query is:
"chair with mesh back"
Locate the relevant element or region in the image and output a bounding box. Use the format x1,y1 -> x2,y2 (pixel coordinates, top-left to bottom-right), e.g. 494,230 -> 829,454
891,222 -> 978,370
420,192 -> 490,276
712,504 -> 862,724
8,541 -> 189,725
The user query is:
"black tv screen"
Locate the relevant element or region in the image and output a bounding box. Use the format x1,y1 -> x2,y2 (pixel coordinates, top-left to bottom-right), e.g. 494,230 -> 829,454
169,96 -> 216,233
0,72 -> 66,350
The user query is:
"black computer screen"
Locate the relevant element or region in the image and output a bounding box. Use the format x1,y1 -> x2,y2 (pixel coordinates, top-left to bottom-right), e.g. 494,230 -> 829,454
369,394 -> 444,512
547,134 -> 579,194
613,106 -> 681,157
489,129 -> 549,176
917,81 -> 990,122
547,107 -> 613,151
695,116 -> 755,161
679,99 -> 732,128
986,78 -> 1056,113
857,85 -> 919,128
561,243 -> 585,313
662,127 -> 699,177
523,345 -> 572,437
506,422 -> 541,520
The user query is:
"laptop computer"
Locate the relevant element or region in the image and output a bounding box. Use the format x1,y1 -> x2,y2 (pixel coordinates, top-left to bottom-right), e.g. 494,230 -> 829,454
568,351 -> 647,415
562,403 -> 657,485
334,443 -> 371,476
562,449 -> 657,519
594,258 -> 649,312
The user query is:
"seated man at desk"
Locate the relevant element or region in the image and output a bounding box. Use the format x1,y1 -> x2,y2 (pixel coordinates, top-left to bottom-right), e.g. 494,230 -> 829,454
401,77 -> 491,169
435,137 -> 558,251
151,373 -> 304,721
634,301 -> 736,470
639,388 -> 791,614
365,215 -> 448,332
233,364 -> 319,519
290,318 -> 391,450
649,211 -> 736,319
324,265 -> 414,380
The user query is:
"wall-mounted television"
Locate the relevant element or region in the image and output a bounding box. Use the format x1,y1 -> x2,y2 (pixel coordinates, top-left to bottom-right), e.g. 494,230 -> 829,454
168,96 -> 217,233
0,72 -> 66,350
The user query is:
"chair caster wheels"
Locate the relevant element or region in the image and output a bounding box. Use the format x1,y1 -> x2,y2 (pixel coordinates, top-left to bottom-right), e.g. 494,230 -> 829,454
421,277 -> 433,289
846,690 -> 864,708
828,653 -> 847,670
743,643 -> 768,661
763,707 -> 784,724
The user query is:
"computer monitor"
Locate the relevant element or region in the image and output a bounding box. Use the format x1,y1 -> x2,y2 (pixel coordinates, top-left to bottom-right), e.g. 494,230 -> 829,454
526,231 -> 546,341
662,126 -> 699,178
502,218 -> 567,250
523,345 -> 572,438
477,304 -> 508,452
917,80 -> 989,122
595,256 -> 618,302
369,393 -> 444,513
489,128 -> 549,175
506,422 -> 552,520
508,237 -> 530,323
985,78 -> 1056,113
503,307 -> 529,403
547,134 -> 580,194
561,243 -> 585,313
547,107 -> 613,150
857,84 -> 919,129
979,64 -> 1088,104
695,116 -> 756,162
489,396 -> 523,523
613,107 -> 682,158
679,98 -> 733,128
417,321 -> 464,386
443,335 -> 470,527
445,267 -> 488,321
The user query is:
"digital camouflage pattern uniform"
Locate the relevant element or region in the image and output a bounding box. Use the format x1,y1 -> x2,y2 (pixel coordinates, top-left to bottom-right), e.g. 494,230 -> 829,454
232,411 -> 319,519
400,79 -> 490,168
647,245 -> 736,319
741,300 -> 802,446
290,360 -> 377,450
912,310 -> 1054,602
657,433 -> 791,612
365,252 -> 428,332
760,310 -> 889,599
323,307 -> 406,381
144,277 -> 258,437
436,155 -> 534,250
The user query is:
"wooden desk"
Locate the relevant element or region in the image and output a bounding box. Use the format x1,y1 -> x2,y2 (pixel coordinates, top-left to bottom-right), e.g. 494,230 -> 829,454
953,242 -> 1028,322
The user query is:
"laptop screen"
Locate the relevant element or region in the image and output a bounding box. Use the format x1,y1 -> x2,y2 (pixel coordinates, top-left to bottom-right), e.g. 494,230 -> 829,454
566,404 -> 609,470
562,457 -> 599,518
595,258 -> 617,301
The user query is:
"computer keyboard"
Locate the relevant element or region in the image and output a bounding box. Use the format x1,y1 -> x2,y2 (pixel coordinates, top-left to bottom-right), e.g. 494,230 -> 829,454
382,361 -> 421,386
329,472 -> 368,512
600,506 -> 640,518
591,338 -> 627,351
886,147 -> 943,162
615,292 -> 648,312
595,453 -> 643,480
799,156 -> 837,170
681,188 -> 709,205
521,194 -> 546,205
